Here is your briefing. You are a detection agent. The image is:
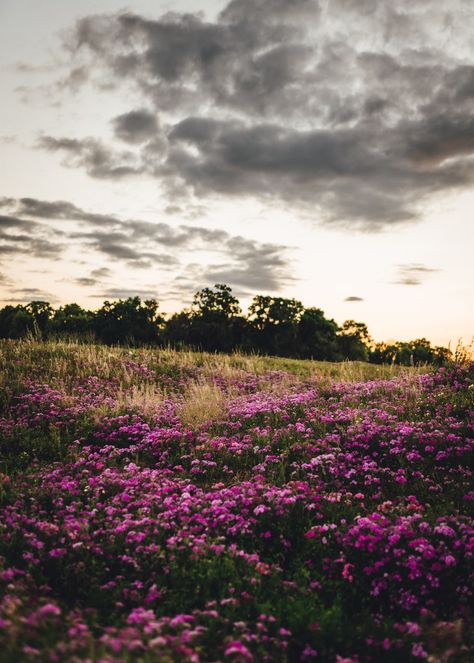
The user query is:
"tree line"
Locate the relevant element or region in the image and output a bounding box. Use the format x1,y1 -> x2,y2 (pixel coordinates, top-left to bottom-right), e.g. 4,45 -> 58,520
0,284 -> 451,365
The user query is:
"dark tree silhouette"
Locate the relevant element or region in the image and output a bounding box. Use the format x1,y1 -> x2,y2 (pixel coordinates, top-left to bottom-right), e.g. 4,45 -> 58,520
189,284 -> 244,352
297,308 -> 340,360
94,297 -> 164,345
338,320 -> 372,361
0,287 -> 452,365
51,303 -> 94,338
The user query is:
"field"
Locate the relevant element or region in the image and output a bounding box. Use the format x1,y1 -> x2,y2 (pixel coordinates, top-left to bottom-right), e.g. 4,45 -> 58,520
0,340 -> 472,662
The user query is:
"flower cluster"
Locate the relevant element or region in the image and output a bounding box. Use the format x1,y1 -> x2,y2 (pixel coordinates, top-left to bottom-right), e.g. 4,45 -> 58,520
0,346 -> 472,661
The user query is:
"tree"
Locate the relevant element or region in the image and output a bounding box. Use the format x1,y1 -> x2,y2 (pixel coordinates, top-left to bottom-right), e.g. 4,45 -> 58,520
192,284 -> 241,319
0,305 -> 35,339
94,297 -> 164,345
248,296 -> 304,355
51,303 -> 94,338
189,284 -> 243,352
0,289 -> 454,365
370,338 -> 452,366
25,301 -> 54,338
162,310 -> 194,349
370,342 -> 397,364
338,320 -> 372,361
297,307 -> 340,360
394,338 -> 450,366
248,296 -> 303,329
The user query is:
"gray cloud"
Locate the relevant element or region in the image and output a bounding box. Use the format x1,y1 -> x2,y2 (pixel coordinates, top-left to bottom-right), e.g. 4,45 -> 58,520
5,287 -> 58,303
0,213 -> 63,258
91,267 -> 111,278
38,135 -> 144,179
112,109 -> 160,144
75,277 -> 97,287
345,296 -> 364,302
0,196 -> 294,292
203,235 -> 295,291
39,0 -> 474,229
71,228 -> 180,267
5,197 -> 119,227
394,263 -> 440,286
98,287 -> 159,300
0,135 -> 16,145
74,267 -> 112,287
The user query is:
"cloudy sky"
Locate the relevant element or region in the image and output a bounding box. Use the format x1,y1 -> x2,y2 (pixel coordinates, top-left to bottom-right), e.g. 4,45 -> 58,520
1,0 -> 473,346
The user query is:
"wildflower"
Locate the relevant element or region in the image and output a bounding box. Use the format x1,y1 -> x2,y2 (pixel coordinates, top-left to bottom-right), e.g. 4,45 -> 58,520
224,640 -> 253,660
411,643 -> 428,658
37,603 -> 61,617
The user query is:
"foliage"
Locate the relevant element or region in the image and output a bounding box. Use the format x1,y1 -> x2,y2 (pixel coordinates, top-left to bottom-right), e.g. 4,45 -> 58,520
338,320 -> 372,362
370,339 -> 452,367
297,308 -> 340,361
0,286 -> 456,365
93,297 -> 164,344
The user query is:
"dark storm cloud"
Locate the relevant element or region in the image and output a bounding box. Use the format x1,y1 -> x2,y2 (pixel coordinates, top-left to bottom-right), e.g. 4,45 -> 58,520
165,118 -> 415,226
41,0 -> 474,230
394,263 -> 440,286
402,113 -> 474,166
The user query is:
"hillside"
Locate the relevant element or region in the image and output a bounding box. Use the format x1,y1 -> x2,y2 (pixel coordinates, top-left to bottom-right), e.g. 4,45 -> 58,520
0,341 -> 472,661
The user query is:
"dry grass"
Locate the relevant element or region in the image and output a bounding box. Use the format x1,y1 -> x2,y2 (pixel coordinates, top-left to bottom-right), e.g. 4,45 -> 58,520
114,383 -> 165,418
179,381 -> 230,430
0,338 -> 425,397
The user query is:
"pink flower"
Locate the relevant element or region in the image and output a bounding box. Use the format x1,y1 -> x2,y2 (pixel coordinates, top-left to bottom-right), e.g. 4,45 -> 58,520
342,563 -> 354,582
279,627 -> 292,636
224,640 -> 253,660
412,643 -> 428,658
37,603 -> 61,617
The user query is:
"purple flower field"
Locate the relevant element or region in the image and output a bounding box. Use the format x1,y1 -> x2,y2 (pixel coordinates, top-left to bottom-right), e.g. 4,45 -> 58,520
0,342 -> 473,662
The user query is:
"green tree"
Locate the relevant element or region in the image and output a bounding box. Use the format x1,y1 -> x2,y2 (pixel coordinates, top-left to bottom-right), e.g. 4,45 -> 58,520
51,303 -> 94,338
94,297 -> 164,345
370,342 -> 397,364
297,307 -> 340,360
190,284 -> 243,352
25,301 -> 54,338
163,310 -> 194,349
0,305 -> 35,338
192,284 -> 241,319
338,320 -> 372,361
248,296 -> 304,355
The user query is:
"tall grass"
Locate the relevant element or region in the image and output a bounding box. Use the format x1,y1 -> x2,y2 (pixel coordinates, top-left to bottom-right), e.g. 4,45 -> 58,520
0,338 -> 422,389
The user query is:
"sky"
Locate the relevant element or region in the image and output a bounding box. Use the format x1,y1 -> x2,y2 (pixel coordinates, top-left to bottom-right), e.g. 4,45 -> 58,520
0,0 -> 473,347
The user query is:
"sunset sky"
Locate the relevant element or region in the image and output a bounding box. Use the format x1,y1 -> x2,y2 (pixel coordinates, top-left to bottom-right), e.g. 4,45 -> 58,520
1,0 -> 473,346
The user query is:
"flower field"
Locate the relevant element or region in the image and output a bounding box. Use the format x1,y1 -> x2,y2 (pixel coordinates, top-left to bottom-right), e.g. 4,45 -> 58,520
0,341 -> 473,662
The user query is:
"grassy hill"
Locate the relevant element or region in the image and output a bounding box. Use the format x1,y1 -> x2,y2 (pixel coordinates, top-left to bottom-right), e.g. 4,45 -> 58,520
0,340 -> 471,662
